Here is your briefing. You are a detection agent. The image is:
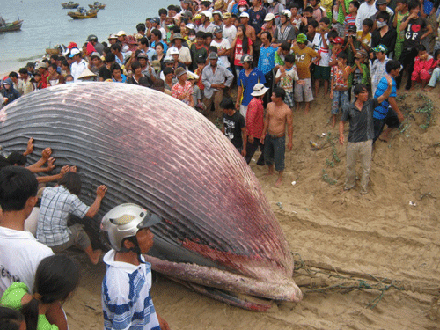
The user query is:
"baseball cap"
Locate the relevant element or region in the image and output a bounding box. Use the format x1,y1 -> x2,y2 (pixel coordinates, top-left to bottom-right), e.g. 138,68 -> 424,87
332,37 -> 344,44
208,52 -> 218,60
372,44 -> 388,53
296,33 -> 307,44
239,12 -> 249,18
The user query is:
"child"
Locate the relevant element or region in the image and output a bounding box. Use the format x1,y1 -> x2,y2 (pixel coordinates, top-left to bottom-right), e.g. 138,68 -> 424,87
188,71 -> 205,111
425,49 -> 440,90
292,33 -> 319,113
194,56 -> 207,93
356,18 -> 373,53
275,54 -> 299,109
0,254 -> 80,330
329,36 -> 344,67
350,50 -> 370,98
220,98 -> 246,155
411,45 -> 434,89
344,1 -> 359,36
370,44 -> 389,95
312,17 -> 331,96
274,41 -> 292,70
393,0 -> 408,61
330,52 -> 350,127
101,204 -> 169,330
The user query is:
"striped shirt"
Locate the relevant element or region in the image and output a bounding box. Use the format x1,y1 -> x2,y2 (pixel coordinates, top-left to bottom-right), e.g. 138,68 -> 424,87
102,250 -> 160,330
37,186 -> 89,246
344,14 -> 356,35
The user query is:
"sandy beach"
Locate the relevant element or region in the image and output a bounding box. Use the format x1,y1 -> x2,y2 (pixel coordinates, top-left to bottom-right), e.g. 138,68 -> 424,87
62,89 -> 440,329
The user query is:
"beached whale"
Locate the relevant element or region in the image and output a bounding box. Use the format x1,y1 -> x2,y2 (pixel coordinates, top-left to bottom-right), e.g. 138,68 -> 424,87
0,83 -> 302,311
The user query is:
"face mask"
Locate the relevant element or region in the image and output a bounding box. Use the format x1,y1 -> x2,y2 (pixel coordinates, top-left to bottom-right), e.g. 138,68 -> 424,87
66,81 -> 74,84
189,36 -> 195,40
239,7 -> 246,12
376,21 -> 386,28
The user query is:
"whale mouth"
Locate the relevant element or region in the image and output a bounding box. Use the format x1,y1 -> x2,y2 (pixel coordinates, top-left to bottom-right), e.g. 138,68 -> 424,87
144,255 -> 303,311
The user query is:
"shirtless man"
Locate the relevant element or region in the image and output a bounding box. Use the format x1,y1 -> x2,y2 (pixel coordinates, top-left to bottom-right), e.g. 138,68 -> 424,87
260,87 -> 293,187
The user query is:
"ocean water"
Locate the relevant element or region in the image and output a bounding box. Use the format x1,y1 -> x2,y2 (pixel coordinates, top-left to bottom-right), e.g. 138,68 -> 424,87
0,0 -> 174,74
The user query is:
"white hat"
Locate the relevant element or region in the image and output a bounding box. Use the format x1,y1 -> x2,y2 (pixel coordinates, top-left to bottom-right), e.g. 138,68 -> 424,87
69,48 -> 80,58
264,13 -> 275,21
116,30 -> 127,37
187,70 -> 199,80
282,9 -> 291,19
186,23 -> 195,30
201,11 -> 212,19
251,83 -> 269,97
239,12 -> 249,18
169,47 -> 180,55
212,10 -> 223,18
77,68 -> 97,79
164,55 -> 174,63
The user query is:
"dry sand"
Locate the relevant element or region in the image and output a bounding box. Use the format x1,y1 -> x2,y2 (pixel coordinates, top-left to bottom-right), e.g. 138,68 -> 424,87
64,89 -> 440,329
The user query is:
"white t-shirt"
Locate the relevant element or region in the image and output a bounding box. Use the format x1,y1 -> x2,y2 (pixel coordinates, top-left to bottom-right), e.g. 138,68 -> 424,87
71,60 -> 87,83
210,39 -> 232,68
0,226 -> 54,298
165,46 -> 192,64
356,2 -> 377,32
311,33 -> 331,67
222,25 -> 237,43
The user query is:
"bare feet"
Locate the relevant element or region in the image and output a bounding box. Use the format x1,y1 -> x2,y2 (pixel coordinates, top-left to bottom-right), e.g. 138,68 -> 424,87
265,170 -> 274,176
275,177 -> 282,187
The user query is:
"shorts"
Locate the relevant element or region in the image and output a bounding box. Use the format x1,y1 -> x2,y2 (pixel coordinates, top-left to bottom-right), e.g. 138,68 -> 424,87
294,78 -> 313,103
264,135 -> 286,172
331,90 -> 349,114
313,65 -> 331,80
283,90 -> 295,108
373,109 -> 400,143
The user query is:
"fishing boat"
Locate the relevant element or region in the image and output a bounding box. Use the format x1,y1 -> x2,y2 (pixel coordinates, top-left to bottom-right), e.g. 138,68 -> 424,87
0,20 -> 23,33
62,2 -> 79,9
88,2 -> 106,9
68,7 -> 98,19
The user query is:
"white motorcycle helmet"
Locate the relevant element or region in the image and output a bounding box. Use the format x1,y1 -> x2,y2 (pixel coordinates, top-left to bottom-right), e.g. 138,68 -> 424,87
101,203 -> 161,252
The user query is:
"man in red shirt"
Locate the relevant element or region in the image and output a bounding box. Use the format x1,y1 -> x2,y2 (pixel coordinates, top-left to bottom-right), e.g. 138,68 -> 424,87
37,62 -> 49,89
245,83 -> 267,165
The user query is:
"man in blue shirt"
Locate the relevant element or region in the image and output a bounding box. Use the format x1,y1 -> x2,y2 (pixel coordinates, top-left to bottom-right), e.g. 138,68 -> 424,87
236,54 -> 266,119
373,60 -> 404,143
258,32 -> 278,76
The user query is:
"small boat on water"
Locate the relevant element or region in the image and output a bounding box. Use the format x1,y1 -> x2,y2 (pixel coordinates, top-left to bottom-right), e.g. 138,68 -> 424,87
62,2 -> 79,9
0,19 -> 23,33
88,2 -> 106,9
68,7 -> 98,19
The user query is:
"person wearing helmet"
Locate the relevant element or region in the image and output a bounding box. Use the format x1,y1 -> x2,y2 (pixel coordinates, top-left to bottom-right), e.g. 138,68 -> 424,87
273,10 -> 296,47
101,204 -> 170,330
197,11 -> 215,34
87,34 -> 104,55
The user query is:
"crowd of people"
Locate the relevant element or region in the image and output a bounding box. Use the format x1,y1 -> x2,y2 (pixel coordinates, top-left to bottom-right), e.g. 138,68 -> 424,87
1,0 -> 440,328
0,139 -> 170,329
0,0 -> 439,186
